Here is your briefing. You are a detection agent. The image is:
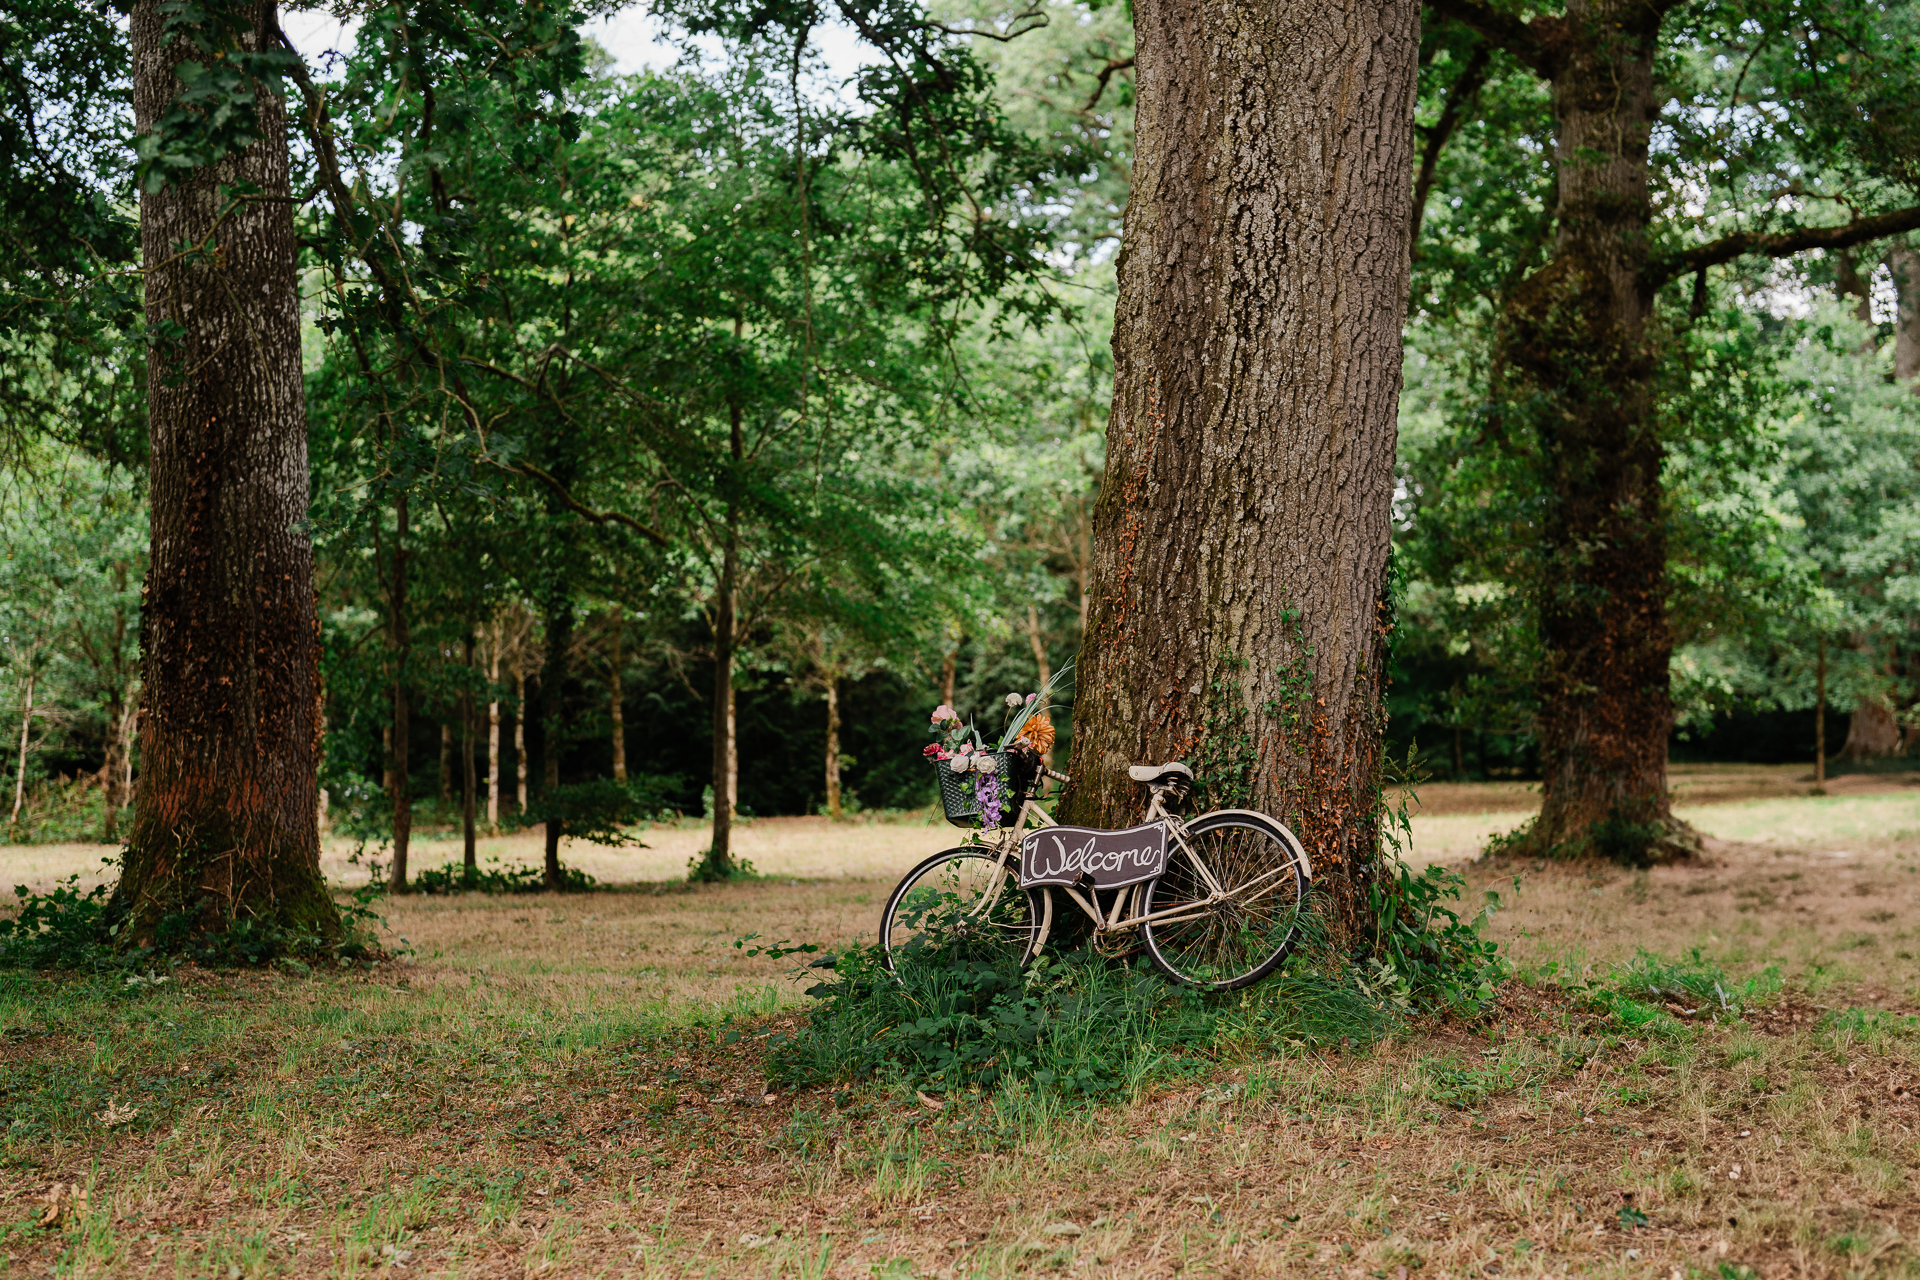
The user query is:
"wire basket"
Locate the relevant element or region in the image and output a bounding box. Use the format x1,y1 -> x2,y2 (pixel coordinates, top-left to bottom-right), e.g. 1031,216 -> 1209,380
933,752 -> 1018,829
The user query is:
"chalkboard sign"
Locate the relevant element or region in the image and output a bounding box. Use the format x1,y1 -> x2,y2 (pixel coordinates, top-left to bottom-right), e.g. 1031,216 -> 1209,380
1018,821 -> 1170,890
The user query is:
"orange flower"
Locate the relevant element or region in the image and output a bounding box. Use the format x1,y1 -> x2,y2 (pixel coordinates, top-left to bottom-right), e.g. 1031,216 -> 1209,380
1021,712 -> 1056,754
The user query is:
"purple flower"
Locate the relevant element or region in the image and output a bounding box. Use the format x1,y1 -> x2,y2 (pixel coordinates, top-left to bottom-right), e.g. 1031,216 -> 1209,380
974,769 -> 1004,826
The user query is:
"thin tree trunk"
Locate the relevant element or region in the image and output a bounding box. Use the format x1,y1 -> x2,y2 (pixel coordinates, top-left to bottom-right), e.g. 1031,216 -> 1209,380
112,0 -> 336,944
1891,241 -> 1920,385
701,396 -> 745,881
487,665 -> 501,829
939,646 -> 957,709
541,603 -> 573,889
824,672 -> 841,820
389,491 -> 411,893
439,722 -> 452,803
608,611 -> 627,784
9,665 -> 36,837
706,532 -> 738,877
117,690 -> 137,825
99,688 -> 124,842
514,669 -> 528,813
1834,249 -> 1878,327
462,633 -> 477,876
1815,635 -> 1827,794
1026,604 -> 1052,693
1062,0 -> 1418,938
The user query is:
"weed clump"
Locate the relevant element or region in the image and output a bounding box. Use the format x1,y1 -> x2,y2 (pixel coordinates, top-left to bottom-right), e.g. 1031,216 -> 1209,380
0,872 -> 384,972
761,859 -> 1510,1102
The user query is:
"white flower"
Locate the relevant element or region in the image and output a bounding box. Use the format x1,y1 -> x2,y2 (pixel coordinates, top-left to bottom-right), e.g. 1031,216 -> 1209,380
974,755 -> 997,775
949,756 -> 972,772
1004,692 -> 1024,709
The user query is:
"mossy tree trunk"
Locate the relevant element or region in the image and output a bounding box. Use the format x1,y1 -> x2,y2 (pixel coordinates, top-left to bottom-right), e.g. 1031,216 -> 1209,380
1062,0 -> 1419,938
1499,0 -> 1694,861
112,0 -> 338,946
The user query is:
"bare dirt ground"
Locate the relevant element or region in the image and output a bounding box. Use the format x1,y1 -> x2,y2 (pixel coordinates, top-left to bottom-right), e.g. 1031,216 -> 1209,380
1,781 -> 1917,1278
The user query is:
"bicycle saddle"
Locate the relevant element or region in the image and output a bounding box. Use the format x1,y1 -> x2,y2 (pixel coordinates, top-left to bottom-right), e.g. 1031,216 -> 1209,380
1127,761 -> 1194,784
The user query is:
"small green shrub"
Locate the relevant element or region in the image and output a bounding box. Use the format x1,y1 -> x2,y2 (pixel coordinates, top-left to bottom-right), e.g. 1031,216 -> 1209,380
0,876 -> 111,968
772,928 -> 1397,1101
1366,861 -> 1507,1014
412,858 -> 597,895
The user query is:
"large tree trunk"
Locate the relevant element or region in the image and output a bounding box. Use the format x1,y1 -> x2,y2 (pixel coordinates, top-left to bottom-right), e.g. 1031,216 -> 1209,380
1062,0 -> 1418,936
1498,0 -> 1697,863
540,603 -> 573,888
1841,697 -> 1902,759
113,0 -> 337,944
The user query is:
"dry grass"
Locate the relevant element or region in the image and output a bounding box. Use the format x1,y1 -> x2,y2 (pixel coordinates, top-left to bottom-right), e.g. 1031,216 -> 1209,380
2,782 -> 1918,1278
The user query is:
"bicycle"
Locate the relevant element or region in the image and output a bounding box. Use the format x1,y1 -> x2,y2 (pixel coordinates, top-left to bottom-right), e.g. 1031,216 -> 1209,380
879,756 -> 1313,991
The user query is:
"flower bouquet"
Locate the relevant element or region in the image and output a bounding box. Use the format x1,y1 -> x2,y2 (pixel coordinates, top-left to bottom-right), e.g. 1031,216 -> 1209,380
923,666 -> 1069,829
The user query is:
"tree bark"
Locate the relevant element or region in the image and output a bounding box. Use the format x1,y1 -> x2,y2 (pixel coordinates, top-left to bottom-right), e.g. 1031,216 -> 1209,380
938,645 -> 957,709
1062,0 -> 1419,936
389,491 -> 411,893
540,602 -> 573,888
823,671 -> 841,820
113,0 -> 337,944
1496,0 -> 1697,862
608,610 -> 626,784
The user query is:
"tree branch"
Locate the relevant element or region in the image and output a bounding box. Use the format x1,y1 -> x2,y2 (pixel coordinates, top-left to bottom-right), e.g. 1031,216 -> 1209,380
1411,42 -> 1492,252
496,458 -> 672,548
1647,205 -> 1920,288
1083,55 -> 1134,113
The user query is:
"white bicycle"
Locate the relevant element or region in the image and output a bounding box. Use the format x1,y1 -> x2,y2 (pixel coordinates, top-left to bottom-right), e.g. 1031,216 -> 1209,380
879,759 -> 1312,991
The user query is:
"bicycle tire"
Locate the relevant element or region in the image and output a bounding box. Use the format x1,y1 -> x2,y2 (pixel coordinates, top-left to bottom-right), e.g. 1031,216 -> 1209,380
1139,811 -> 1310,991
879,846 -> 1040,975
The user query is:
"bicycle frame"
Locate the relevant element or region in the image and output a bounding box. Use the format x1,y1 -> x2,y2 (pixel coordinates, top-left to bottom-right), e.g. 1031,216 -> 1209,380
957,779 -> 1307,961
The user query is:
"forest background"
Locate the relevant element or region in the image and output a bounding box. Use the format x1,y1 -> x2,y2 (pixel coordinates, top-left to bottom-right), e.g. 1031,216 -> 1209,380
3,0 -> 1918,876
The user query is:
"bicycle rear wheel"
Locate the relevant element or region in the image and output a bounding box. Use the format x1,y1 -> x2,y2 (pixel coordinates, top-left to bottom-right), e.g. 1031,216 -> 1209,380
1140,812 -> 1309,990
879,846 -> 1039,975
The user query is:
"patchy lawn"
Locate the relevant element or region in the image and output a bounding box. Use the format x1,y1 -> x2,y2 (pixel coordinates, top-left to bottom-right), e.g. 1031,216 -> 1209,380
1,782 -> 1917,1278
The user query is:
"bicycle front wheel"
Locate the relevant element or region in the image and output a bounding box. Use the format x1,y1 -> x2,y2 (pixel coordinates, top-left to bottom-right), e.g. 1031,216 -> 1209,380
1140,812 -> 1309,991
879,846 -> 1039,975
